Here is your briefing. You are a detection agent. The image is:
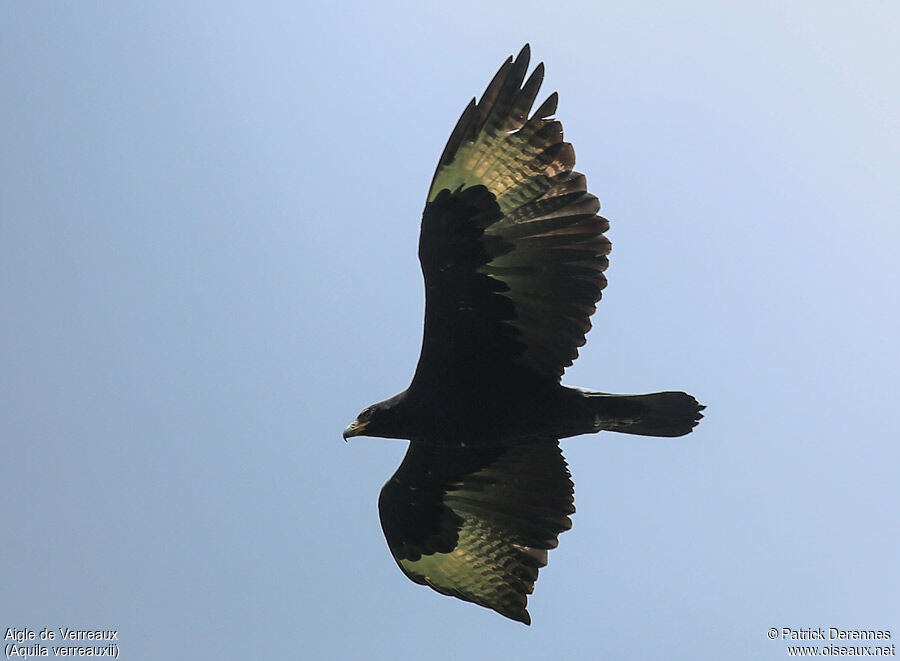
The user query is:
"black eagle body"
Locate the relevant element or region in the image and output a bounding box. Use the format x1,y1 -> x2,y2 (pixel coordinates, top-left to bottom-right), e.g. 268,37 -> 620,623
344,45 -> 704,625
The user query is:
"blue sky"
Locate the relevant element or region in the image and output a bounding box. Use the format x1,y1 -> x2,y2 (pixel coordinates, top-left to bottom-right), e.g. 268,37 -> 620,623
2,2 -> 898,659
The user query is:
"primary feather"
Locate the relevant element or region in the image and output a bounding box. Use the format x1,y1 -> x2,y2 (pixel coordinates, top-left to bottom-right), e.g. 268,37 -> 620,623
344,45 -> 704,624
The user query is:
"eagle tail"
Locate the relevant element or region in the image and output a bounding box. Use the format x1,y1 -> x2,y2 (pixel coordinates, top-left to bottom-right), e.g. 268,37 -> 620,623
587,391 -> 705,438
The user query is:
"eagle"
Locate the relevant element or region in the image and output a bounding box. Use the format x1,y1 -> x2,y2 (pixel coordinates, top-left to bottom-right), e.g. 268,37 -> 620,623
344,45 -> 704,625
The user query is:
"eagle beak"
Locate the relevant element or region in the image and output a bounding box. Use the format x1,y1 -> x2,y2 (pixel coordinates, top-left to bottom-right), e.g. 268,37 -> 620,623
342,419 -> 367,441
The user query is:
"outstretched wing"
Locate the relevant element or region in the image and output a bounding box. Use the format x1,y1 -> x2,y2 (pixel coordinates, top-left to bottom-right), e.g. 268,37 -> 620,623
378,440 -> 574,625
413,45 -> 610,388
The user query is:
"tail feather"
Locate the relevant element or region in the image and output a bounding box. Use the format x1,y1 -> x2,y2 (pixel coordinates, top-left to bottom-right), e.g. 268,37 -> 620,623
588,391 -> 705,438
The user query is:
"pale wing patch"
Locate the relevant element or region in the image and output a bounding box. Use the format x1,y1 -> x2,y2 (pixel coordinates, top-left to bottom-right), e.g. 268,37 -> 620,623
422,46 -> 610,380
381,440 -> 573,624
429,116 -> 565,215
396,468 -> 563,624
398,514 -> 539,617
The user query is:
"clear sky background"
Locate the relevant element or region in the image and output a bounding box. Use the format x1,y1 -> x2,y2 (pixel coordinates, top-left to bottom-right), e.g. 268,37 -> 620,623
2,2 -> 898,659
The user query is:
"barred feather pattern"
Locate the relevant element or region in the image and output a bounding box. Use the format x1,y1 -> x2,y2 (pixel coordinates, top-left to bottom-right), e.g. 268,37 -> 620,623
426,44 -> 611,380
381,440 -> 574,625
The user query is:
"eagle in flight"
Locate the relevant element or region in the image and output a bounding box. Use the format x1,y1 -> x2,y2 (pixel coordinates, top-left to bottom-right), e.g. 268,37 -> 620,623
344,45 -> 703,625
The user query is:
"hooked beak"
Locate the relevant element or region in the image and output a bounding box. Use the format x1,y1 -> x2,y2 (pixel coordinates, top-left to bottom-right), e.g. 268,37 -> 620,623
342,419 -> 368,441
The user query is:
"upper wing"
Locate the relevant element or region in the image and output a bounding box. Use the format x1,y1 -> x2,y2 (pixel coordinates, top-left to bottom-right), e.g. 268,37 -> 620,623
378,440 -> 574,624
413,45 -> 610,387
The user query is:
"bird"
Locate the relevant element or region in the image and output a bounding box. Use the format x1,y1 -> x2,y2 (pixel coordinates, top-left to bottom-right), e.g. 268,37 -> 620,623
344,44 -> 704,625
